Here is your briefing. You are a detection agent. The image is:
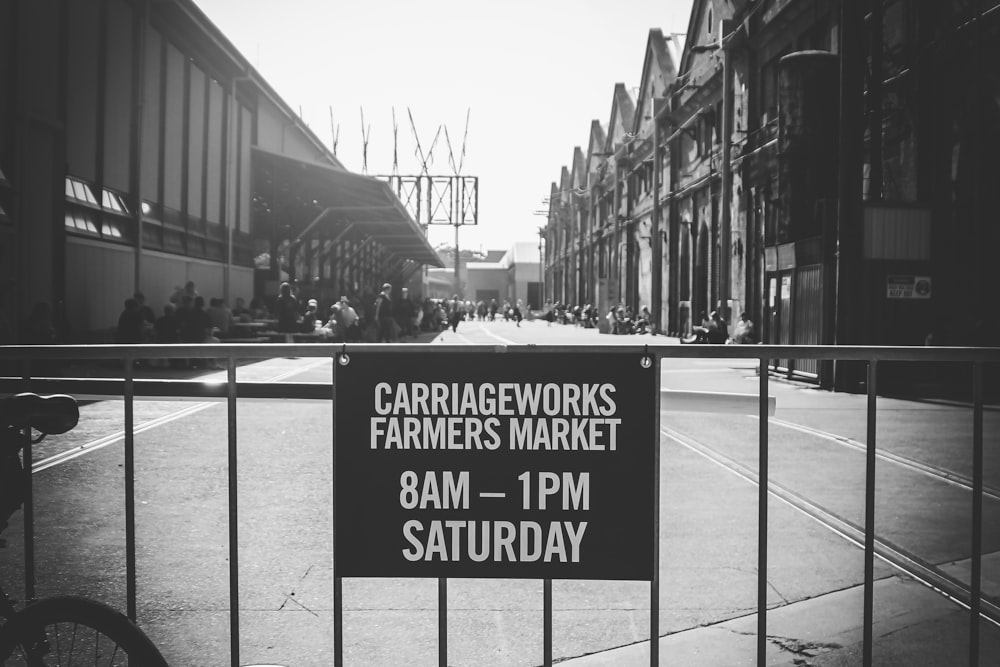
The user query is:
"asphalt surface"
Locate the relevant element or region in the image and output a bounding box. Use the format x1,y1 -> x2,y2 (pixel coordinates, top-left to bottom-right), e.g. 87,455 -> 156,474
1,320 -> 998,665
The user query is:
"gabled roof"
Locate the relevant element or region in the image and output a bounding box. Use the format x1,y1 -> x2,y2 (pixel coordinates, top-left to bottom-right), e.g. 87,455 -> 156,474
585,120 -> 608,179
678,0 -> 734,79
666,32 -> 686,66
570,147 -> 586,191
605,83 -> 637,156
547,181 -> 559,224
633,29 -> 683,135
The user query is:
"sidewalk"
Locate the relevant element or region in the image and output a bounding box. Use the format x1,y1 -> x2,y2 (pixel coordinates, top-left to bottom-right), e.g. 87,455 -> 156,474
562,565 -> 999,665
562,576 -> 1000,667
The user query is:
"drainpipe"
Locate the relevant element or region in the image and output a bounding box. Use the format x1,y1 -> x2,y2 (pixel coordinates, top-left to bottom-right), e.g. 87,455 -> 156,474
651,119 -> 662,334
225,73 -> 253,302
720,21 -> 735,326
612,163 -> 621,305
130,0 -> 148,293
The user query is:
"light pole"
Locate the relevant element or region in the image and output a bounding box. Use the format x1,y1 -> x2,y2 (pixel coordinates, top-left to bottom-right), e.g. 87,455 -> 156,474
537,226 -> 546,308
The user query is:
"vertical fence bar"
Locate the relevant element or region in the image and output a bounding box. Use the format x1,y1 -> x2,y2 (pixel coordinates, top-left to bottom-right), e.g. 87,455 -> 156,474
21,360 -> 35,602
124,356 -> 137,621
21,426 -> 34,602
757,357 -> 768,665
439,577 -> 448,667
863,360 -> 878,667
333,353 -> 343,667
970,361 -> 983,667
227,358 -> 240,667
543,578 -> 552,666
651,352 -> 661,666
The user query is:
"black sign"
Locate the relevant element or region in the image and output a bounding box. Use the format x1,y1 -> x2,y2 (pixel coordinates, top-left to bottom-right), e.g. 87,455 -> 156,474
334,352 -> 656,580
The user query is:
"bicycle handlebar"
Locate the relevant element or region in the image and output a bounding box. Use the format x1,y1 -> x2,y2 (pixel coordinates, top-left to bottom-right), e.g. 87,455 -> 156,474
0,393 -> 79,436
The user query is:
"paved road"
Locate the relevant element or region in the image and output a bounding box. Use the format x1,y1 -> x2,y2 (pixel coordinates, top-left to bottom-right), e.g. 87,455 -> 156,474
2,322 -> 998,665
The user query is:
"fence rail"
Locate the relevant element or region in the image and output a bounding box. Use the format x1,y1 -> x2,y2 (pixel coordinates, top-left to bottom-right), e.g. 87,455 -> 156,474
1,342 -> 998,667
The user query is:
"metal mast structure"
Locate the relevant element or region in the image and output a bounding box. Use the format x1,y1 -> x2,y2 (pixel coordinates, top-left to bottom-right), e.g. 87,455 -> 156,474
375,108 -> 477,297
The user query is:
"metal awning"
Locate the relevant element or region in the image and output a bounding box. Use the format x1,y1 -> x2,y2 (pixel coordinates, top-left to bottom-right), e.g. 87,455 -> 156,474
251,147 -> 443,267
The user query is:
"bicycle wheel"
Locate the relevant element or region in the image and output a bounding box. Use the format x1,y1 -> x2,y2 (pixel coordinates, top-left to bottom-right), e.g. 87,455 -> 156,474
0,596 -> 167,666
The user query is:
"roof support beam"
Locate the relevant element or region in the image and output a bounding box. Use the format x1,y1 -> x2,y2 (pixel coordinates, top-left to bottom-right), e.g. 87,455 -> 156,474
317,223 -> 356,261
399,260 -> 422,283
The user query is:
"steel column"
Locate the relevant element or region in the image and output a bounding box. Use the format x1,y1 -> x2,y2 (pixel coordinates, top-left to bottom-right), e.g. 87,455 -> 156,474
227,358 -> 240,667
971,361 -> 983,666
863,360 -> 878,667
124,354 -> 137,621
757,356 -> 769,665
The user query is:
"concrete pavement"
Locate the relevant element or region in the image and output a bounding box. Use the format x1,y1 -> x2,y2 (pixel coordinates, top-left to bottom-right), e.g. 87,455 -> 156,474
562,569 -> 999,665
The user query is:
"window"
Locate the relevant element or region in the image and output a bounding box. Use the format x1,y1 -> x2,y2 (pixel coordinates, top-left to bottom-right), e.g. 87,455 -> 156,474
64,210 -> 99,234
65,177 -> 99,206
64,177 -> 130,241
102,189 -> 130,215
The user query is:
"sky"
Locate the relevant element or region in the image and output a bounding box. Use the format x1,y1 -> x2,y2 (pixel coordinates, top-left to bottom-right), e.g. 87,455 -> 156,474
195,0 -> 695,253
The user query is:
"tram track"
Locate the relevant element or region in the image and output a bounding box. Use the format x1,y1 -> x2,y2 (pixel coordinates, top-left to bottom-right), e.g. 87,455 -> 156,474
762,415 -> 1000,502
661,423 -> 1000,627
30,356 -> 333,474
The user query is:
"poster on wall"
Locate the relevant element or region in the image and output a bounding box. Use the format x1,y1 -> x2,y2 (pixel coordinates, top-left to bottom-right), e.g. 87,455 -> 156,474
886,275 -> 932,299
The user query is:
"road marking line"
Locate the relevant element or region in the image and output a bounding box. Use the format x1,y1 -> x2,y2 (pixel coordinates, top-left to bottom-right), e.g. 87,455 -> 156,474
33,403 -> 214,472
474,322 -> 519,345
661,425 -> 1000,627
33,356 -> 334,474
434,329 -> 474,344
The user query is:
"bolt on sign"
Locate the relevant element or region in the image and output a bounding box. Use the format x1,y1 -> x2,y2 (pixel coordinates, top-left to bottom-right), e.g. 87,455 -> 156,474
334,352 -> 657,581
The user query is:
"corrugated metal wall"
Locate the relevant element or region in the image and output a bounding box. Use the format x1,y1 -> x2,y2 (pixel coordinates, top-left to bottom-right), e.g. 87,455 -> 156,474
793,265 -> 822,376
65,238 -> 254,338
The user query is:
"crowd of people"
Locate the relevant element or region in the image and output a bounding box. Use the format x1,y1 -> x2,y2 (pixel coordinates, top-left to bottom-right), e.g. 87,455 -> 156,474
540,301 -> 655,335
681,310 -> 756,345
536,299 -> 758,344
115,280 -> 504,348
9,277 -> 761,353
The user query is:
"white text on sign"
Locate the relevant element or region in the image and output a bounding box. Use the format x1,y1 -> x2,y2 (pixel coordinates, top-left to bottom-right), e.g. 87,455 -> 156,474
401,520 -> 588,563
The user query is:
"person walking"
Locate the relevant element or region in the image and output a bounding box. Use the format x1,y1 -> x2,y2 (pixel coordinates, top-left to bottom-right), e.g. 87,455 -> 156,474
337,296 -> 360,342
374,283 -> 395,342
447,295 -> 463,333
275,282 -> 300,334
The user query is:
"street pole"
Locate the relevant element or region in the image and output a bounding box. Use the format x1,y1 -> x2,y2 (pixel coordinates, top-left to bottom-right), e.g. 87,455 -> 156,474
835,0 -> 866,391
537,226 -> 545,307
454,220 -> 460,297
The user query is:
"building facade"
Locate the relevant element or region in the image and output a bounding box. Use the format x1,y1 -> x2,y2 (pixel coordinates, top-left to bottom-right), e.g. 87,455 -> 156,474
543,0 -> 1000,388
0,0 -> 439,342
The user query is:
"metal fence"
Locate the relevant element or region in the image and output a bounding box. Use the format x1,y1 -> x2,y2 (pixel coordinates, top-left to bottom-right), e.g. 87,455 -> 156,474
1,342 -> 998,667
